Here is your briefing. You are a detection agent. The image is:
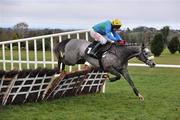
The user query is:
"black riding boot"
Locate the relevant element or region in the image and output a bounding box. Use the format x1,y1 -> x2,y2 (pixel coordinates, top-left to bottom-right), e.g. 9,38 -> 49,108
88,42 -> 101,58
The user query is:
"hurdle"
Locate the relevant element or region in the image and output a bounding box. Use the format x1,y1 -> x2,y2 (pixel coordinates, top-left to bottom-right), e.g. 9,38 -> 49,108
0,68 -> 107,105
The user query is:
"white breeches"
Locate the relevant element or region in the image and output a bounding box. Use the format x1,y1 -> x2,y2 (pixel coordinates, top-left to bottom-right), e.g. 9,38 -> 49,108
90,29 -> 107,45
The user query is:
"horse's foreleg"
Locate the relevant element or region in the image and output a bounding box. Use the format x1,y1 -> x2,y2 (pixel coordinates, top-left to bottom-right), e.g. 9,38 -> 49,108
106,66 -> 121,82
121,69 -> 144,101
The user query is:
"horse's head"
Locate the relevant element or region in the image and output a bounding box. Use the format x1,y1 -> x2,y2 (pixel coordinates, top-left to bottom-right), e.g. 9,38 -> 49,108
137,47 -> 156,67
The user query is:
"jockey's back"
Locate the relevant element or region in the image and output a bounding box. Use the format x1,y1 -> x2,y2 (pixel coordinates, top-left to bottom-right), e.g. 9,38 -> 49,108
92,20 -> 112,35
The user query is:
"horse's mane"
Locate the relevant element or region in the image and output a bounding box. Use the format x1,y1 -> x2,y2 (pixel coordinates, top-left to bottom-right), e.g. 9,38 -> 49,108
110,43 -> 141,58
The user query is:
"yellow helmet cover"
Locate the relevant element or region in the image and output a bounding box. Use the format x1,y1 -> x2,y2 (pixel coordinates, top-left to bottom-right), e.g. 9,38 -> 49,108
112,19 -> 122,26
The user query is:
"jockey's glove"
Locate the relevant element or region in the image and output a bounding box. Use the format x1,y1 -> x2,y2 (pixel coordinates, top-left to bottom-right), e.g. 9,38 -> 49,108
118,40 -> 126,45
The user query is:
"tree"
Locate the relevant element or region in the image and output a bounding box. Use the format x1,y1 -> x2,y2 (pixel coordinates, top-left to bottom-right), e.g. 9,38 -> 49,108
168,36 -> 179,54
150,33 -> 164,57
160,26 -> 170,47
179,40 -> 180,53
144,31 -> 153,46
0,28 -> 18,41
13,22 -> 29,38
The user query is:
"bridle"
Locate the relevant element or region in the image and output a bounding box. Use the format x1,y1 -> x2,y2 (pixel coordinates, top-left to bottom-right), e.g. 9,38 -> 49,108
140,48 -> 154,64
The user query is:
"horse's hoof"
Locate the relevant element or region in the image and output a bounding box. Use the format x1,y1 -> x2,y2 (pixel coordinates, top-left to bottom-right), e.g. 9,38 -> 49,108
103,74 -> 109,79
83,64 -> 92,70
138,94 -> 144,101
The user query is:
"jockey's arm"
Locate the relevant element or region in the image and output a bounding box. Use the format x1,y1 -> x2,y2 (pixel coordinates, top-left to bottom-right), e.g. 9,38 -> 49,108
106,32 -> 119,42
113,31 -> 123,41
104,23 -> 122,42
104,36 -> 115,43
106,31 -> 123,42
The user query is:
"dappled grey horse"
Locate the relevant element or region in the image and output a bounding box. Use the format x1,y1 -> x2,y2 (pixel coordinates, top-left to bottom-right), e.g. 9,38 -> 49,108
53,39 -> 156,101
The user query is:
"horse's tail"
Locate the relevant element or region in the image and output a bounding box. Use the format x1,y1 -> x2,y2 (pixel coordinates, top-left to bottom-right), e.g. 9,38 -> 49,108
54,39 -> 71,54
53,39 -> 71,71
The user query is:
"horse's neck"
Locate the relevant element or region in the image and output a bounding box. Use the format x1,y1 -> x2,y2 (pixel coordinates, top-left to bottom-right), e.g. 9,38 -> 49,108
109,45 -> 140,61
126,46 -> 141,60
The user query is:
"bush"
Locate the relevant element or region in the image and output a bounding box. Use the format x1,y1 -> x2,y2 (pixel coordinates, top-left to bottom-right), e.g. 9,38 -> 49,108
150,33 -> 164,57
168,36 -> 179,54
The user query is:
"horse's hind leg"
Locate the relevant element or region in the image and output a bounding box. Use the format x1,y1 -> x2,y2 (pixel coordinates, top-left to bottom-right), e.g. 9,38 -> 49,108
58,56 -> 65,72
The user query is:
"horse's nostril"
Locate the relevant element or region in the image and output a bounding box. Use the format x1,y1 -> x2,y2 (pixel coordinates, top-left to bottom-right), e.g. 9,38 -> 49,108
152,63 -> 156,67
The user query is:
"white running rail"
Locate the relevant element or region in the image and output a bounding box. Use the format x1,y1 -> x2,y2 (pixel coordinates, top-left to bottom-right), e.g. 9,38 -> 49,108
0,29 -> 90,71
128,63 -> 180,68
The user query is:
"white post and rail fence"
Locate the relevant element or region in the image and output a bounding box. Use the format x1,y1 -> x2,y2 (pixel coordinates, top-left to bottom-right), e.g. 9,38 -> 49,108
0,29 -> 180,71
0,30 -> 89,71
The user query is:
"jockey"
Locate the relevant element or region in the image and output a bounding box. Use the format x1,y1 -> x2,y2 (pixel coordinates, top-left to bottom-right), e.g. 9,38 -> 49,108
88,19 -> 126,58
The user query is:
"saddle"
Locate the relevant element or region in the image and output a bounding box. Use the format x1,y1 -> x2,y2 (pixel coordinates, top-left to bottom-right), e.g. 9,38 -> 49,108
85,41 -> 112,59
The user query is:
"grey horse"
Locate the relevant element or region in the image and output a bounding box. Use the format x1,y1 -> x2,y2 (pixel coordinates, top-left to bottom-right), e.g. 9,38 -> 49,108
53,39 -> 156,101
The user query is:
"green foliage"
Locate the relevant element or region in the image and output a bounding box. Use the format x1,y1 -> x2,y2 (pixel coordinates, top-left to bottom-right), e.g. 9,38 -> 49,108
168,36 -> 179,54
0,28 -> 18,41
160,26 -> 170,46
150,33 -> 164,56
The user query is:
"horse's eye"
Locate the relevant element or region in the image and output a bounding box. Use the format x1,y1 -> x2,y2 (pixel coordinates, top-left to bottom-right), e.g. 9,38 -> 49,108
144,52 -> 148,56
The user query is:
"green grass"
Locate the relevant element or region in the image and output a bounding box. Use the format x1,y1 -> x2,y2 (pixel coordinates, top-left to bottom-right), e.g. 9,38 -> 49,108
0,50 -> 54,70
0,48 -> 180,120
129,49 -> 180,65
0,67 -> 180,120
